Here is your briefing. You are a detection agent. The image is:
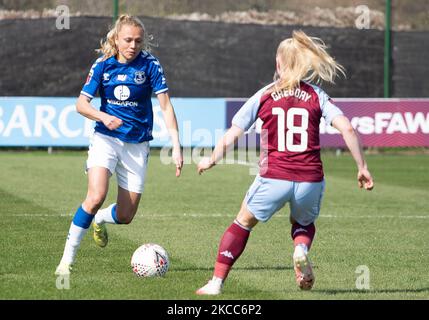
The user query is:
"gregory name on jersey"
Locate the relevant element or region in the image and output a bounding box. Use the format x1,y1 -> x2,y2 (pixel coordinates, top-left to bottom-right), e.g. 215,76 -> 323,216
271,88 -> 312,102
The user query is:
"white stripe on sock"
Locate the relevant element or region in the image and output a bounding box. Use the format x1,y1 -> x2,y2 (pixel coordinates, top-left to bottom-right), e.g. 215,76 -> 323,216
233,219 -> 252,231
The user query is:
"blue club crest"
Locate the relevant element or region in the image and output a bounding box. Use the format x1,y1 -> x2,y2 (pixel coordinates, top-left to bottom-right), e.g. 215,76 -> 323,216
134,71 -> 146,84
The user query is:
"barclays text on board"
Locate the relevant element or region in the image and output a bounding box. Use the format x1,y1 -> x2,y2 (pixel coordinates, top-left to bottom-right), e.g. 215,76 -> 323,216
0,97 -> 226,147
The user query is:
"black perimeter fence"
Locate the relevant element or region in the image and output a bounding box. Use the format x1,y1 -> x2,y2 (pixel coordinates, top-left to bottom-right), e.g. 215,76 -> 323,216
0,16 -> 427,98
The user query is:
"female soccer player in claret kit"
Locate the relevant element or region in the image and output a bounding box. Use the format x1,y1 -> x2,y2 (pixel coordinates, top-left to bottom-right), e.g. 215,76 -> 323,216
55,15 -> 183,275
196,30 -> 374,295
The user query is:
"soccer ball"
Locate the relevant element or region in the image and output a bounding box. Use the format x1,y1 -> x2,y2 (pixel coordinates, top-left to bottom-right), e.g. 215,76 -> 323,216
131,243 -> 169,278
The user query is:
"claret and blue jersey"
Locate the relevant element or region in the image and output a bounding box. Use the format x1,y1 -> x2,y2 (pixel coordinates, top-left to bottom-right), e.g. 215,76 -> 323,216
232,81 -> 344,182
81,51 -> 168,143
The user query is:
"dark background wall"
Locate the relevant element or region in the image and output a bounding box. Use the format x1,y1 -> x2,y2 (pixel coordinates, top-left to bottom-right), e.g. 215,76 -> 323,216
0,16 -> 426,98
391,31 -> 428,98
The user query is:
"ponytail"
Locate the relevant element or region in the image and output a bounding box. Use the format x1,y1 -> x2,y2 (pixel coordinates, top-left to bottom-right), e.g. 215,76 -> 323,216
274,30 -> 345,91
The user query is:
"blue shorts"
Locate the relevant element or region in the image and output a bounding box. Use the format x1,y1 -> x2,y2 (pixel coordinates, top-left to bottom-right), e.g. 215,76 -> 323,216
245,175 -> 325,226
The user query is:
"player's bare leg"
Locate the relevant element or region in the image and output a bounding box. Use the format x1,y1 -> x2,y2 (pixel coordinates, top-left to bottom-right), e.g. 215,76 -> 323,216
196,200 -> 258,295
56,167 -> 109,274
115,186 -> 141,224
93,186 -> 141,247
80,167 -> 110,248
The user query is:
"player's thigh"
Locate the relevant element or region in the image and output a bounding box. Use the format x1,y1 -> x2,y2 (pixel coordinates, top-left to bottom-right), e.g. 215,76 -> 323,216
87,167 -> 110,196
290,180 -> 325,226
245,175 -> 294,222
116,141 -> 149,194
86,132 -> 119,175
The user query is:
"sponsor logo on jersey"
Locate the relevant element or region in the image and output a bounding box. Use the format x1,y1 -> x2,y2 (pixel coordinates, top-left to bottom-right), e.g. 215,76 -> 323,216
103,73 -> 110,81
107,99 -> 138,107
117,74 -> 127,81
113,85 -> 130,101
220,250 -> 234,260
85,69 -> 93,85
134,71 -> 146,84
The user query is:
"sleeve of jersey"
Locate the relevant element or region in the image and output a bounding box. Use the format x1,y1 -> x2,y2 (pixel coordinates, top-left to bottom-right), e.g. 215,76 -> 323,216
231,92 -> 263,131
80,58 -> 104,99
149,59 -> 168,95
313,86 -> 344,125
322,98 -> 344,125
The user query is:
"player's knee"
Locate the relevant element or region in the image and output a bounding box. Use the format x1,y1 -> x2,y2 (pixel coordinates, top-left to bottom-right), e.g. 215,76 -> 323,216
84,194 -> 106,212
120,217 -> 133,224
116,214 -> 134,224
115,208 -> 137,224
236,211 -> 259,229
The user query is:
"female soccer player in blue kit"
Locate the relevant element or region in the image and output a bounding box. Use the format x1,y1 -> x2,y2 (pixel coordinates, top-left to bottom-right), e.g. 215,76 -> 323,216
55,15 -> 183,275
196,30 -> 374,295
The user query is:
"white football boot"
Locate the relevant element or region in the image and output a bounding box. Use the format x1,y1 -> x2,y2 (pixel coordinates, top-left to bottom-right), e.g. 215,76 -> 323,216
55,262 -> 72,276
196,277 -> 224,295
293,244 -> 315,290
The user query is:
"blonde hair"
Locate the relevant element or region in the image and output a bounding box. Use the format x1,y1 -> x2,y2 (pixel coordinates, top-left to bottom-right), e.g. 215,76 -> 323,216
273,30 -> 345,91
97,14 -> 153,59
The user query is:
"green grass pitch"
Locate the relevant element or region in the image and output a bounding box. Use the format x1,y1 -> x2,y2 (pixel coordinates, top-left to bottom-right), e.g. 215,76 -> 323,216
0,149 -> 428,300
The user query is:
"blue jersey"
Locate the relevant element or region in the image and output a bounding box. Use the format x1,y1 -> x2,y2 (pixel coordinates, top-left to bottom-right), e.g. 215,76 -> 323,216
81,51 -> 168,143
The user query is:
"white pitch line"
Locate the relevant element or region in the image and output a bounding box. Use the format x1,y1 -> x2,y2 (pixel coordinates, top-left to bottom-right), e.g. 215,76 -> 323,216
235,160 -> 257,167
320,214 -> 429,219
6,213 -> 429,219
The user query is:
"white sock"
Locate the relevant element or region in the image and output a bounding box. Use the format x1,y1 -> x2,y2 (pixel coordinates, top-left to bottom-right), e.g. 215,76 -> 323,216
211,276 -> 224,285
94,203 -> 117,225
60,222 -> 89,265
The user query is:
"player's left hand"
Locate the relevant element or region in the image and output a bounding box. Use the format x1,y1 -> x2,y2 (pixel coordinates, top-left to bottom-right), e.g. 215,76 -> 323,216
172,146 -> 183,177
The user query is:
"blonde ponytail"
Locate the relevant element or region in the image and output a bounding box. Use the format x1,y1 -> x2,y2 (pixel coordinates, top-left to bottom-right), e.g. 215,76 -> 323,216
96,14 -> 153,59
274,30 -> 345,91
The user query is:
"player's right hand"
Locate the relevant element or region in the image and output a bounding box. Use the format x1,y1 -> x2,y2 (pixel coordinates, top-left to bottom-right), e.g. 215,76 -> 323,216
357,168 -> 374,190
197,157 -> 215,175
172,146 -> 183,177
102,115 -> 123,130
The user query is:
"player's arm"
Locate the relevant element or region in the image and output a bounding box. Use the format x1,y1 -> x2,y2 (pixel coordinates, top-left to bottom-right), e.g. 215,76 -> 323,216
157,92 -> 183,177
197,84 -> 272,175
331,115 -> 374,190
197,125 -> 244,175
76,94 -> 123,130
